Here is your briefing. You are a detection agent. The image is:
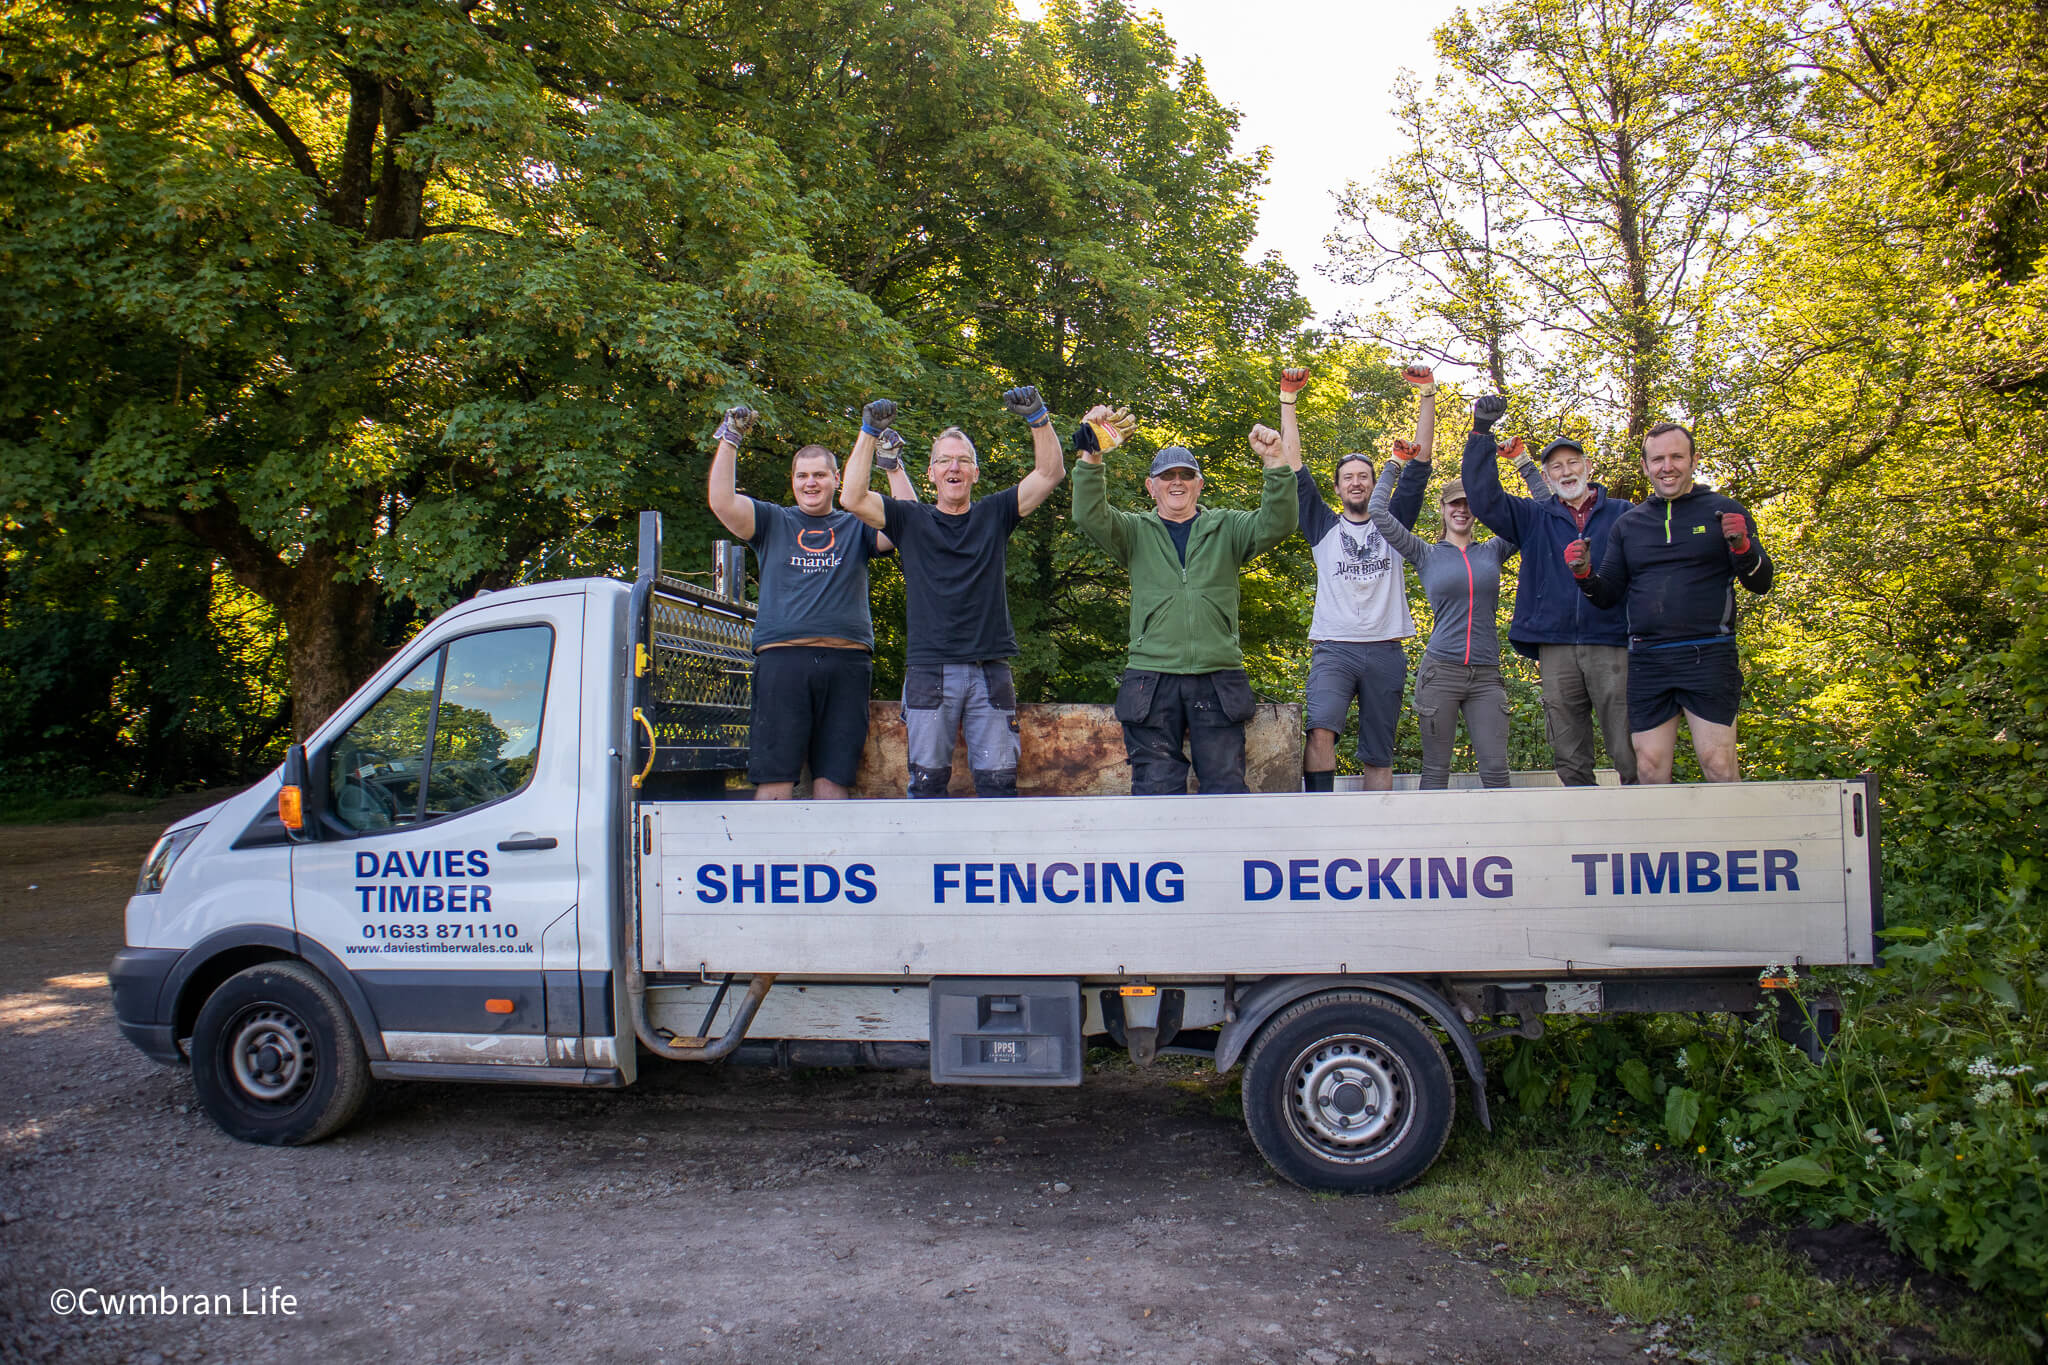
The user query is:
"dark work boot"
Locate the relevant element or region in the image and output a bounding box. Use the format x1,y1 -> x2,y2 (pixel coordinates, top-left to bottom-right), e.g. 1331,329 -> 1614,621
971,768 -> 1018,798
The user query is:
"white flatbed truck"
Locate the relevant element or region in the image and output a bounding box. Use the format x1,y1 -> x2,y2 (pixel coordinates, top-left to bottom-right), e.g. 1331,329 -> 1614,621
111,514 -> 1880,1191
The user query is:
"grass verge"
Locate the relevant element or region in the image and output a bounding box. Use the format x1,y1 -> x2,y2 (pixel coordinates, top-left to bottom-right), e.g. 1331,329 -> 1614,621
0,791 -> 160,824
1395,1120 -> 2033,1363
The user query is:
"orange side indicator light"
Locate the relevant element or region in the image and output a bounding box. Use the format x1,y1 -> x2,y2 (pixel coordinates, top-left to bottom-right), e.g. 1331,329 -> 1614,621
484,998 -> 515,1015
277,786 -> 304,831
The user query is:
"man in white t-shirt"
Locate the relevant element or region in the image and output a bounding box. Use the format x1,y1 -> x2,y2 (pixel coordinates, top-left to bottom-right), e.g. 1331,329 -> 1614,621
1277,365 -> 1435,791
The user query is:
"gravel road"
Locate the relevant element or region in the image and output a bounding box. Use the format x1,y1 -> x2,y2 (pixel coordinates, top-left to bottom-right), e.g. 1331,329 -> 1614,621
0,803 -> 1644,1364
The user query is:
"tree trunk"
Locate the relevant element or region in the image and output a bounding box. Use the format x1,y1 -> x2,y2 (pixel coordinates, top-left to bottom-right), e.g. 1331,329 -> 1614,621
280,551 -> 385,738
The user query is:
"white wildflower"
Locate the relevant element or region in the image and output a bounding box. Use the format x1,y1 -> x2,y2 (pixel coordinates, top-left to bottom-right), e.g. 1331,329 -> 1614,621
1864,1127 -> 1884,1146
1973,1080 -> 2014,1107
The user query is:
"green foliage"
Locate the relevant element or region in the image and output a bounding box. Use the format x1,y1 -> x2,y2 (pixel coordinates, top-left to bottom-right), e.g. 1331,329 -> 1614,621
1491,859 -> 2048,1328
1395,1126 -> 2032,1361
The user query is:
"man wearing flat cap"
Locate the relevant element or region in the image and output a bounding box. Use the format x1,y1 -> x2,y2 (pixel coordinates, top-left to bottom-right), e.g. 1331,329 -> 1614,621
1460,400 -> 1638,785
1069,415 -> 1297,794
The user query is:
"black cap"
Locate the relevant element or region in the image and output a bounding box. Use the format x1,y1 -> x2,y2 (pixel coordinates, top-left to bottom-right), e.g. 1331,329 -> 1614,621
1148,446 -> 1200,477
1538,437 -> 1586,464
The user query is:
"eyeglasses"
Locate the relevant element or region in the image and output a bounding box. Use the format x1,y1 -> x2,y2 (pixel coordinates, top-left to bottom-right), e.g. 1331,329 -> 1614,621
930,456 -> 976,469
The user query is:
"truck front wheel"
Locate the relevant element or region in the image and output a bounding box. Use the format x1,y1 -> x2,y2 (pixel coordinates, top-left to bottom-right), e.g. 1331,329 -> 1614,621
1241,991 -> 1455,1193
190,961 -> 371,1145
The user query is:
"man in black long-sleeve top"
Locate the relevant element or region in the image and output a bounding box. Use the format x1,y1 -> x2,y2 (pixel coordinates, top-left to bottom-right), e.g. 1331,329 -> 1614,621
1564,422 -> 1772,783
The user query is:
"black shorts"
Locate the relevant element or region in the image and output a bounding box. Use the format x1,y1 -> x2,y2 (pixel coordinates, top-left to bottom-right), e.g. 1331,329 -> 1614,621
1626,640 -> 1742,731
748,646 -> 873,788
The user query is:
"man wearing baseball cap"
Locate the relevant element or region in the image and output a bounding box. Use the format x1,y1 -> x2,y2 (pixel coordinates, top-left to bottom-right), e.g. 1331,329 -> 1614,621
1460,399 -> 1638,785
1275,364 -> 1437,792
1069,415 -> 1297,794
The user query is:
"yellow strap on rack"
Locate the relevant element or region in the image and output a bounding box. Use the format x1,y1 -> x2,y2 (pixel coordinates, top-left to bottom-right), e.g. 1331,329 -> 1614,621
631,708 -> 657,789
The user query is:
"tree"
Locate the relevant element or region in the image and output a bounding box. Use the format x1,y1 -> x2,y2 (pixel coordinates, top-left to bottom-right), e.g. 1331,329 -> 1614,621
0,0 -> 911,733
1328,0 -> 1800,470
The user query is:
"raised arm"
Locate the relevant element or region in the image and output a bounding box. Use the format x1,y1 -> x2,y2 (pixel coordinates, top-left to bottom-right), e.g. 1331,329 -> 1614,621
1499,437 -> 1551,500
838,398 -> 896,530
1245,424 -> 1300,556
1068,453 -> 1133,563
1388,440 -> 1433,529
1004,386 -> 1068,516
1369,455 -> 1431,566
1388,363 -> 1436,528
873,428 -> 918,502
1278,366 -> 1308,471
706,405 -> 758,540
1459,396 -> 1531,542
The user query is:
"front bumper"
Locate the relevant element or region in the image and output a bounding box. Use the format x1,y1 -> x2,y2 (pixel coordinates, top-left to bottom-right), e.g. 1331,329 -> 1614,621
109,947 -> 185,1063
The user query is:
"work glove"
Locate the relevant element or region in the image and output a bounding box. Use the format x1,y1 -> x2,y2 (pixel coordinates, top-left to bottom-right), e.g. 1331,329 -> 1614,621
1497,436 -> 1527,465
1721,511 -> 1752,556
1390,438 -> 1421,463
860,398 -> 897,437
1002,385 -> 1051,428
1279,367 -> 1309,404
1401,363 -> 1437,395
1473,395 -> 1507,434
714,405 -> 756,446
1073,406 -> 1136,454
1564,538 -> 1592,579
875,427 -> 906,471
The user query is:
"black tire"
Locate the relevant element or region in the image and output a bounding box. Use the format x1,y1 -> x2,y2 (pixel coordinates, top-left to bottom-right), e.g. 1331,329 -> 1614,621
189,961 -> 371,1146
1240,991 -> 1455,1193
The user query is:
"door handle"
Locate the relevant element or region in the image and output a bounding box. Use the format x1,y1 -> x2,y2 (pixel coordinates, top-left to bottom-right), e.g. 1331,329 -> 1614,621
497,836 -> 559,851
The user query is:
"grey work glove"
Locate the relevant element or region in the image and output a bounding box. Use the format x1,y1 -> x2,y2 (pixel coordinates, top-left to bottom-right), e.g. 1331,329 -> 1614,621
875,427 -> 905,471
1001,385 -> 1051,428
1472,395 -> 1507,434
860,398 -> 898,436
713,405 -> 756,446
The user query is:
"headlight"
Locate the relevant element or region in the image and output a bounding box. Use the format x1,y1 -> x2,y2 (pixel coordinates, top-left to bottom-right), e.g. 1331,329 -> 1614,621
136,825 -> 204,896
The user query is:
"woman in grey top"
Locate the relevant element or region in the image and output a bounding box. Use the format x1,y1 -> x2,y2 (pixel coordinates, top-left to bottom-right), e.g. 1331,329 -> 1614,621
1368,443 -> 1548,788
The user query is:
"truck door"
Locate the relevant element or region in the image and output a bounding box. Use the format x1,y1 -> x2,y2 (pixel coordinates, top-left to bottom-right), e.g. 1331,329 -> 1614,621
293,595 -> 586,1069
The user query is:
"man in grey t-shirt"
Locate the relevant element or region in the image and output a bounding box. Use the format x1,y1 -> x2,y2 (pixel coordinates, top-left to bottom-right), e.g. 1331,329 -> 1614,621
1277,365 -> 1434,792
707,406 -> 895,800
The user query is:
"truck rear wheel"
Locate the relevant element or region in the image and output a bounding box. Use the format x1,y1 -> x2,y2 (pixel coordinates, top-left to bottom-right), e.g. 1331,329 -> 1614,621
1241,991 -> 1454,1193
190,961 -> 370,1146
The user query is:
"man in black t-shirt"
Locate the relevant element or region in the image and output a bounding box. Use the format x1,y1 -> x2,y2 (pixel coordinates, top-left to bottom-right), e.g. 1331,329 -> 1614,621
841,388 -> 1069,797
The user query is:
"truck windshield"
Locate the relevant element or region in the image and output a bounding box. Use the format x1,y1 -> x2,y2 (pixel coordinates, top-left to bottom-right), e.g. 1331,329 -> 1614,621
327,625 -> 552,831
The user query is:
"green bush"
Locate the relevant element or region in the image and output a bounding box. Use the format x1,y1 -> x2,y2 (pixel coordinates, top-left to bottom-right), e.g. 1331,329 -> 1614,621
1493,857 -> 2047,1336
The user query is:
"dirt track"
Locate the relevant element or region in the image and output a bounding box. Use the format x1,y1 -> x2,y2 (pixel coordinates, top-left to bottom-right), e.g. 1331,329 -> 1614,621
0,803 -> 1644,1364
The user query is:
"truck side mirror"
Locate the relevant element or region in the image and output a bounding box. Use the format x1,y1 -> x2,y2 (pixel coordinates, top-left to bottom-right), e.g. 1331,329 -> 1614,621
278,743 -> 320,842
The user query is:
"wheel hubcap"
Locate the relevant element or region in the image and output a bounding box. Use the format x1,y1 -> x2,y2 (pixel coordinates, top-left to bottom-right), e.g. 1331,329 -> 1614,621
1288,1034 -> 1409,1160
227,1007 -> 314,1104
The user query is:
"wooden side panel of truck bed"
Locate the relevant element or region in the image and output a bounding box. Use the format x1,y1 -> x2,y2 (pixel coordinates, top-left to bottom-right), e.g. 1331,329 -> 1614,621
639,781 -> 1878,978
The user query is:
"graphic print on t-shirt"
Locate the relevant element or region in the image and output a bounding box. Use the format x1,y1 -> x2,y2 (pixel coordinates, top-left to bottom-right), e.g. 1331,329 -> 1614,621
1335,524 -> 1395,583
795,525 -> 839,560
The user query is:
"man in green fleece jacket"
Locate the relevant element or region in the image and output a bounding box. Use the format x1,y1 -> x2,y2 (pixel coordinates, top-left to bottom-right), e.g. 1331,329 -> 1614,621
1071,420 -> 1298,794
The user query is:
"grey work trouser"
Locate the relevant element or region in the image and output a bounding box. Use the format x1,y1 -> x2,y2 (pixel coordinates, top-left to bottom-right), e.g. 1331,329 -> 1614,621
902,662 -> 1020,797
1537,643 -> 1639,785
1413,657 -> 1511,789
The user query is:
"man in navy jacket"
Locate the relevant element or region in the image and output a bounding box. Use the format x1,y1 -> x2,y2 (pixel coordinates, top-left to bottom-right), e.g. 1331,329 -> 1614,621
1566,422 -> 1772,783
1460,396 -> 1637,785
